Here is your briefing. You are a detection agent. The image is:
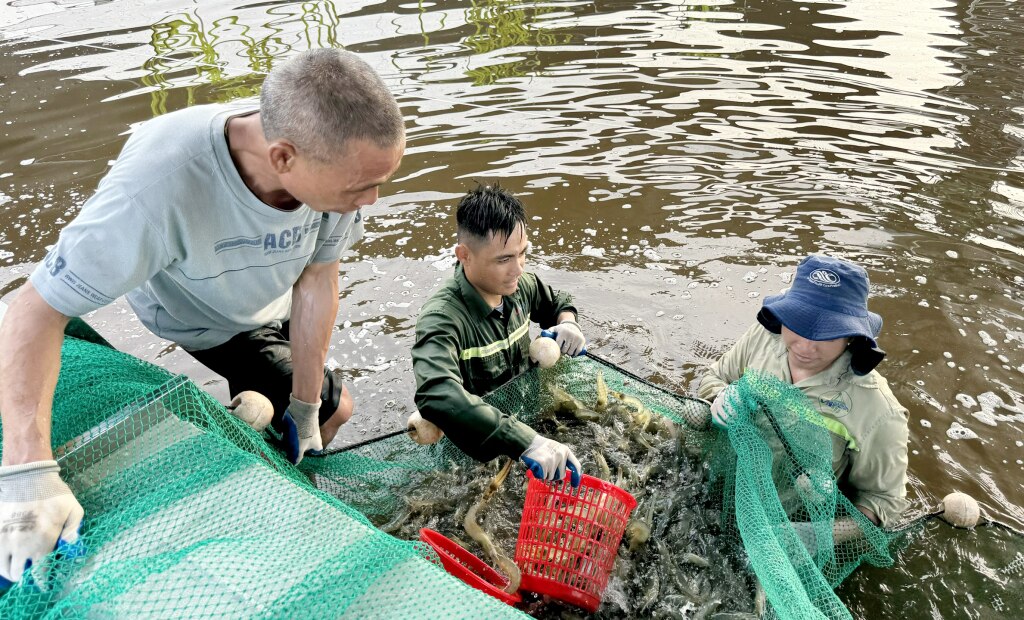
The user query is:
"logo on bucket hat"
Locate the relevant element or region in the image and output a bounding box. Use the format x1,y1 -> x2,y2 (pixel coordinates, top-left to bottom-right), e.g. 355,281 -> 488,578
808,269 -> 840,287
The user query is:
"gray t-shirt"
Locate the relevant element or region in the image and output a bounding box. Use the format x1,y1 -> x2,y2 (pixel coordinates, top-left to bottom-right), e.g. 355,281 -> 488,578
31,103 -> 363,350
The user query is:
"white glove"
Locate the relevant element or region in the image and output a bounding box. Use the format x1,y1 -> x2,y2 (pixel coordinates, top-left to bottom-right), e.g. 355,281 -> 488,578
407,411 -> 444,445
520,435 -> 582,487
710,383 -> 741,429
551,320 -> 586,357
0,460 -> 84,583
281,394 -> 323,464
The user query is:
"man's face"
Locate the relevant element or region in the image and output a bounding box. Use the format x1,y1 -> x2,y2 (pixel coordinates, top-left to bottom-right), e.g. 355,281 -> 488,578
459,223 -> 528,303
781,325 -> 849,377
279,138 -> 404,214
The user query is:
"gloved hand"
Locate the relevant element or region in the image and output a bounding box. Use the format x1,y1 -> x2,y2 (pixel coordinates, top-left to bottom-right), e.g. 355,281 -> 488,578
520,435 -> 582,487
710,383 -> 741,429
551,320 -> 586,357
281,394 -> 323,465
0,460 -> 84,584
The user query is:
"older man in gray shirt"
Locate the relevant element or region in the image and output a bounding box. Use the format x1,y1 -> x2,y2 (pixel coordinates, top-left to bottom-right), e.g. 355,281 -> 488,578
0,49 -> 405,584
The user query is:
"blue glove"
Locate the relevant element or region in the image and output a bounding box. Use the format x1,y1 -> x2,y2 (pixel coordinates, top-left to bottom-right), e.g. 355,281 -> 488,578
520,435 -> 582,487
281,394 -> 323,465
710,383 -> 741,429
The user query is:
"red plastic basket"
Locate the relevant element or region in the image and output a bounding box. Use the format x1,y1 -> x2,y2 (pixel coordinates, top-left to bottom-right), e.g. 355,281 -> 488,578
514,472 -> 638,612
419,528 -> 522,606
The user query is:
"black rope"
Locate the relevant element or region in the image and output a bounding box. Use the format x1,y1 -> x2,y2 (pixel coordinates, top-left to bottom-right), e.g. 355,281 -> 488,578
886,508 -> 1024,539
583,351 -> 710,409
312,428 -> 408,456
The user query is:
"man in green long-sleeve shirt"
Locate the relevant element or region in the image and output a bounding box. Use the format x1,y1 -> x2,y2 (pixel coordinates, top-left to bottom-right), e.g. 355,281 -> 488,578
412,184 -> 584,485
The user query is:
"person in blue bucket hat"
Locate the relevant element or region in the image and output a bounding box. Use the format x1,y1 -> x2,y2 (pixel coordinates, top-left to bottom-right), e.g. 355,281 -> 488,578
698,254 -> 909,527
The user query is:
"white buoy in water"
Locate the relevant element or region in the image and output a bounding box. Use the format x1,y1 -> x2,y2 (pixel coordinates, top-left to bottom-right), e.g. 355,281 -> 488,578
529,337 -> 561,369
940,492 -> 981,528
228,391 -> 274,432
407,410 -> 444,445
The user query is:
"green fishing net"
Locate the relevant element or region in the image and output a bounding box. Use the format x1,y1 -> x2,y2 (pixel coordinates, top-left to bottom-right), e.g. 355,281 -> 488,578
0,323 -> 908,619
706,370 -> 910,620
0,333 -> 527,619
310,356 -> 907,618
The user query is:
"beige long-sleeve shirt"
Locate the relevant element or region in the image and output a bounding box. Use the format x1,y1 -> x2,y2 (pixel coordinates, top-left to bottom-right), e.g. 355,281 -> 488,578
698,323 -> 910,527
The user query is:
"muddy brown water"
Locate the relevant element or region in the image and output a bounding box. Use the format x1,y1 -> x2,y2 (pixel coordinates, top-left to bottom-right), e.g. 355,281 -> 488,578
1,1 -> 1022,617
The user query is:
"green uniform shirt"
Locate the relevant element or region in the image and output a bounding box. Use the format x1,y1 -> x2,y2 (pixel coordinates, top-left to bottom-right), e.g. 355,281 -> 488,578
412,264 -> 577,462
698,323 -> 910,527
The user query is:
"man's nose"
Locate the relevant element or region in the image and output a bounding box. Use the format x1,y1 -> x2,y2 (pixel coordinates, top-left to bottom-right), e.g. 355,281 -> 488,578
792,336 -> 815,353
357,187 -> 379,207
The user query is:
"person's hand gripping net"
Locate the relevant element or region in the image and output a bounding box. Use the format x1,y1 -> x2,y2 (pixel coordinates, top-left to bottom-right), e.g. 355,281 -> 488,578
281,394 -> 323,465
550,319 -> 586,357
520,435 -> 582,487
0,460 -> 84,585
710,383 -> 742,429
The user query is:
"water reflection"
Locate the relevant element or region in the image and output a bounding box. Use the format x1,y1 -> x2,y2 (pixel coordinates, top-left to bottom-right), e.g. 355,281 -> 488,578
1,0 -> 1023,616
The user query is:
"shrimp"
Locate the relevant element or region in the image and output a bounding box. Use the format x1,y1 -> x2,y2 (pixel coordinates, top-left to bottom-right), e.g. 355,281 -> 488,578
463,459 -> 521,593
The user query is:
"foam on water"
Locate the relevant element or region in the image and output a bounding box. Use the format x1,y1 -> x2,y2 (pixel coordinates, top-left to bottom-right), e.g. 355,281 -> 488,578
947,422 -> 979,440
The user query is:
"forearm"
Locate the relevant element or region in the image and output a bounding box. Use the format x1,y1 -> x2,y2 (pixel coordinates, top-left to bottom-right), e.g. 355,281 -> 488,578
854,504 -> 880,526
697,323 -> 764,400
697,371 -> 728,401
290,262 -> 340,403
416,383 -> 536,461
0,284 -> 70,465
526,273 -> 577,329
556,310 -> 577,324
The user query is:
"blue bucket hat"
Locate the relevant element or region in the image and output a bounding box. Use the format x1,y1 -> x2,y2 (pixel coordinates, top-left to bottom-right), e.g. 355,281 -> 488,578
757,255 -> 883,348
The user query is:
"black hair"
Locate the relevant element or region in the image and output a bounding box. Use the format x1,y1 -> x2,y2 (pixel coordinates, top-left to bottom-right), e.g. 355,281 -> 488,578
456,183 -> 527,245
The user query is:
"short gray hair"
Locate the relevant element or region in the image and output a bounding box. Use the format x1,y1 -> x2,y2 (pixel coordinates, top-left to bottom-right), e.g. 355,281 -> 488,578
260,48 -> 404,161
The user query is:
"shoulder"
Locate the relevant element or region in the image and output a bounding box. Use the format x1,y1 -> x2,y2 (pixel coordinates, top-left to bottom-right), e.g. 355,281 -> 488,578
850,370 -> 908,420
517,271 -> 540,291
416,278 -> 465,330
125,104 -> 236,152
736,321 -> 779,351
107,104 -> 251,197
846,371 -> 909,447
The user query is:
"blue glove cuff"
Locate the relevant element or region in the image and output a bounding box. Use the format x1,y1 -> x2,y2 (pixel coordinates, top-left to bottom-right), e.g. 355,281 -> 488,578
567,461 -> 581,488
520,455 -> 545,480
281,410 -> 301,464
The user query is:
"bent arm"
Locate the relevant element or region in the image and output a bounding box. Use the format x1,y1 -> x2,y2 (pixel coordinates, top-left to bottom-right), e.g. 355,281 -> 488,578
524,273 -> 577,329
289,260 -> 340,403
847,413 -> 910,528
0,283 -> 70,465
412,313 -> 536,462
697,323 -> 760,400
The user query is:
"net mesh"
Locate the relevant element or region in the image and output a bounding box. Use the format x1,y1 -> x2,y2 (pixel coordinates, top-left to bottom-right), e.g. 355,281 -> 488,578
0,330 -> 911,618
308,357 -> 907,618
705,370 -> 909,620
0,336 -> 527,619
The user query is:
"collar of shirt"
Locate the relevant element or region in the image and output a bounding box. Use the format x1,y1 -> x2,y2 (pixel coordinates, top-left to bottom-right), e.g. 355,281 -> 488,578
455,263 -> 499,321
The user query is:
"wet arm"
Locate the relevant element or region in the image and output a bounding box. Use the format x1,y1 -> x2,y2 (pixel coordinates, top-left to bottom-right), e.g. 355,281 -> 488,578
290,260 -> 340,403
0,283 -> 69,465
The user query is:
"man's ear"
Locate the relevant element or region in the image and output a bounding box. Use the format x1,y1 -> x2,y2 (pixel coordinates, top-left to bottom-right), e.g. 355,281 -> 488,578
268,140 -> 298,174
454,242 -> 469,264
